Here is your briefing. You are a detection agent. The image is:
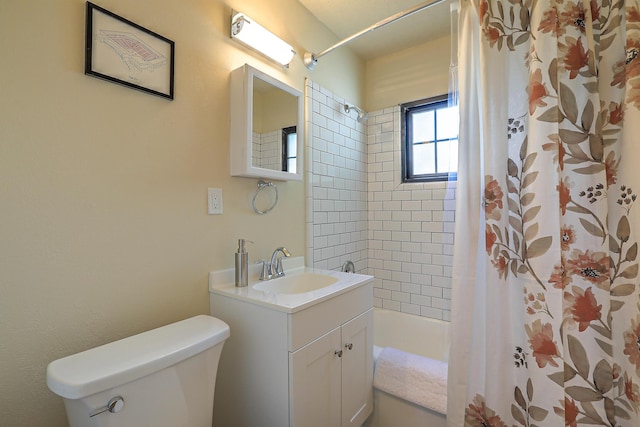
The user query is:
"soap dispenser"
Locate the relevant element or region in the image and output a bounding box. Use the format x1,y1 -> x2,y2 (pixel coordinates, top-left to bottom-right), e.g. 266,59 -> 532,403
235,239 -> 251,287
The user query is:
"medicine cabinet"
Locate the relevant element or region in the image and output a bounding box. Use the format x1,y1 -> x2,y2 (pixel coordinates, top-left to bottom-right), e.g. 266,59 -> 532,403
230,64 -> 303,181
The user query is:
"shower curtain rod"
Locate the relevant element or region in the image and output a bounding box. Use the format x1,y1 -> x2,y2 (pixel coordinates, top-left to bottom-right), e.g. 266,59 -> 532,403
303,0 -> 448,70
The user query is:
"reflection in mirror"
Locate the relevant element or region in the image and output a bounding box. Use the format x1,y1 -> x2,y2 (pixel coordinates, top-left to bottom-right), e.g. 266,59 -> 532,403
230,64 -> 303,181
283,126 -> 297,173
251,76 -> 297,172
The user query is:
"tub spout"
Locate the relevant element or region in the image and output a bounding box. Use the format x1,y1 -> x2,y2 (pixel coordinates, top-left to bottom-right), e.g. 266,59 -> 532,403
342,260 -> 355,273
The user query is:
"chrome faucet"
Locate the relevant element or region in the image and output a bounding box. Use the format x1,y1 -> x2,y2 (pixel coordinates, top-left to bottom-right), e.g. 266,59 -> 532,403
269,247 -> 291,279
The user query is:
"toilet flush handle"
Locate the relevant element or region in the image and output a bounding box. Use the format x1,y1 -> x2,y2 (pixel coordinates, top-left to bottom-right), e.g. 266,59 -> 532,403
89,396 -> 125,418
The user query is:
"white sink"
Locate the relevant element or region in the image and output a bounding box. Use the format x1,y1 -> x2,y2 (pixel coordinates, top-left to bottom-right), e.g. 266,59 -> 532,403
209,257 -> 374,312
253,272 -> 339,294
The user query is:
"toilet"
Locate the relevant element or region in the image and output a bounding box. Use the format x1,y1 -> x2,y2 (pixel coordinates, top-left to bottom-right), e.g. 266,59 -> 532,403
47,315 -> 230,427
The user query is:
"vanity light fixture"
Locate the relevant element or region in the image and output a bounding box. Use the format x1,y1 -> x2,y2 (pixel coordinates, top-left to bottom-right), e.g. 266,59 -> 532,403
231,11 -> 296,67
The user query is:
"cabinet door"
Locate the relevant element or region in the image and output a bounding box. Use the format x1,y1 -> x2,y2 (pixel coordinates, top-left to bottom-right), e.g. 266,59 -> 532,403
290,327 -> 342,427
341,309 -> 374,427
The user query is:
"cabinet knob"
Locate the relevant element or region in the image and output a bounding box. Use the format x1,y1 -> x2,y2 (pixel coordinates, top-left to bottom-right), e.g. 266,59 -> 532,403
334,350 -> 343,358
345,343 -> 353,350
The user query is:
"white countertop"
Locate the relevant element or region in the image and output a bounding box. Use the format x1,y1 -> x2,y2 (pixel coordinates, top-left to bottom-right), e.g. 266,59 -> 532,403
208,257 -> 374,313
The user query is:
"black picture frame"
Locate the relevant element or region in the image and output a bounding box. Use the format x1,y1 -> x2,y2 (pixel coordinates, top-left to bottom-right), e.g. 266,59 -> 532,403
85,2 -> 175,100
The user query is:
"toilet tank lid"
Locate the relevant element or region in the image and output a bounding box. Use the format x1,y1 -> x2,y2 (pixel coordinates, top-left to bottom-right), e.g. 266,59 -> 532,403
46,315 -> 230,400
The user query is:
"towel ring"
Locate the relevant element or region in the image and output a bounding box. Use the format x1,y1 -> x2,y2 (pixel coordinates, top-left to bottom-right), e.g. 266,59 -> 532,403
252,180 -> 278,214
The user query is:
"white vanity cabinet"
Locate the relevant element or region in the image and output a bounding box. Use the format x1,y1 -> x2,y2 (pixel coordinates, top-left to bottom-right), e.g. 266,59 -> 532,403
290,309 -> 373,427
210,276 -> 373,427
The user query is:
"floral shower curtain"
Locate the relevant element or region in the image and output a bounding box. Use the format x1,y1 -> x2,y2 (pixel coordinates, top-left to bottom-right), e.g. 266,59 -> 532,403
448,1 -> 640,426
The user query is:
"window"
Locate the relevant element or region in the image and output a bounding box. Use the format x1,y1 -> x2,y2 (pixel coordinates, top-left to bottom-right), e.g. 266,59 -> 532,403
401,95 -> 459,183
282,126 -> 297,173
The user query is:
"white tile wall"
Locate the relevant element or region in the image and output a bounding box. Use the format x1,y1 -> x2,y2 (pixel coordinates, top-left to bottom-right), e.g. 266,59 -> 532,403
305,80 -> 368,273
252,130 -> 281,170
306,81 -> 455,321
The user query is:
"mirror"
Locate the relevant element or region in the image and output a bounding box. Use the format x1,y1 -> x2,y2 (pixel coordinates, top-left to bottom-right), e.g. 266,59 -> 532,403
230,64 -> 303,181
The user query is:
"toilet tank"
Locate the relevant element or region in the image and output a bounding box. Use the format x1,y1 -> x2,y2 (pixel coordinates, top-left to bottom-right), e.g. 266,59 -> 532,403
47,315 -> 230,427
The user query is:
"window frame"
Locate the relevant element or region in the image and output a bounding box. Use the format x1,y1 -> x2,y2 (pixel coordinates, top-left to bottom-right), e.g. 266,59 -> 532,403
281,126 -> 297,172
401,94 -> 458,183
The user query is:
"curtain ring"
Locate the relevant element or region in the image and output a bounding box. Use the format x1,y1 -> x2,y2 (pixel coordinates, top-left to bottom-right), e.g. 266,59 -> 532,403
252,180 -> 278,214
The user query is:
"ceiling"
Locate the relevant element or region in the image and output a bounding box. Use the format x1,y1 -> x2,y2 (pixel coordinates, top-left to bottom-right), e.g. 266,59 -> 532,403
298,0 -> 453,61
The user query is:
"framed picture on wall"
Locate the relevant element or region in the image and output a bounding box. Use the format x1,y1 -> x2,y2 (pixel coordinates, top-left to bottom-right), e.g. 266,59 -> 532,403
85,2 -> 175,100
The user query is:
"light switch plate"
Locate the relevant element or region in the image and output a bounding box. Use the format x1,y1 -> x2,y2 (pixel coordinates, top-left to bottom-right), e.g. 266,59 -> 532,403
208,188 -> 223,215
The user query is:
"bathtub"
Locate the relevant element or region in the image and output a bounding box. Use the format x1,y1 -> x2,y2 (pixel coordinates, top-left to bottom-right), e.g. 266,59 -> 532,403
365,308 -> 450,427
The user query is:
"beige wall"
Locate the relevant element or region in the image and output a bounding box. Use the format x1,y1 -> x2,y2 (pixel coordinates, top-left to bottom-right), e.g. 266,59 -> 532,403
0,0 -> 362,425
365,34 -> 451,111
254,89 -> 298,133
